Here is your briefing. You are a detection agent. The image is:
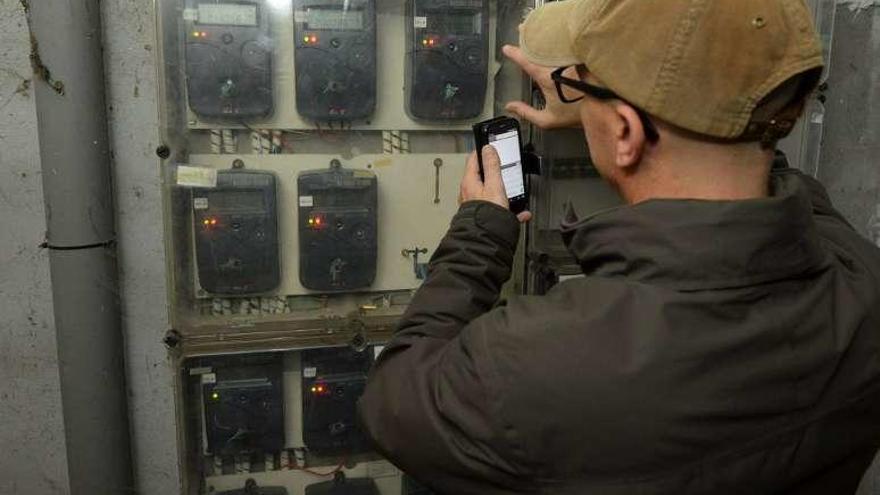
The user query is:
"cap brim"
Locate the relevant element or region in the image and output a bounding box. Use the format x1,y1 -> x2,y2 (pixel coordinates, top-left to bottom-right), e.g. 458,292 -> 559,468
519,0 -> 582,68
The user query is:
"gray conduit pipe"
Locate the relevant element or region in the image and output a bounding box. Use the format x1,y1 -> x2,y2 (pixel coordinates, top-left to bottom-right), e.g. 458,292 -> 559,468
24,0 -> 134,493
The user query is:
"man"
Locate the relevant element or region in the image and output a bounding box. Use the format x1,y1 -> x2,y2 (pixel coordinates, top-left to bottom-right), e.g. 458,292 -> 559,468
358,0 -> 880,493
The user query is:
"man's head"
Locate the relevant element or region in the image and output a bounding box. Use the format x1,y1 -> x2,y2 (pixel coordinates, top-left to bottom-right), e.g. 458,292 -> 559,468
519,0 -> 824,202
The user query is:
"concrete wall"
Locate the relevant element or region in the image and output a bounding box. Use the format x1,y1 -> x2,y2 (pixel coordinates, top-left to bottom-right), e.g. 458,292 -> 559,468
0,1 -> 70,493
103,0 -> 182,493
817,3 -> 880,237
0,0 -> 182,493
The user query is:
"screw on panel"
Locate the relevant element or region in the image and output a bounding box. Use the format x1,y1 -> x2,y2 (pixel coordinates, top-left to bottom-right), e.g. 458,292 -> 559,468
232,159 -> 245,169
163,329 -> 181,349
155,145 -> 171,159
350,331 -> 367,352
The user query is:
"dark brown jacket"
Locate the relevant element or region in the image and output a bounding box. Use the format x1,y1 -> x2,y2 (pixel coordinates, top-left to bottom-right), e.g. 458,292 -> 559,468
358,170 -> 880,494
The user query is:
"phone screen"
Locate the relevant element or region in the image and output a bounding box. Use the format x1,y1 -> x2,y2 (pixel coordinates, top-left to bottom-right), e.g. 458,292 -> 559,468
488,129 -> 525,200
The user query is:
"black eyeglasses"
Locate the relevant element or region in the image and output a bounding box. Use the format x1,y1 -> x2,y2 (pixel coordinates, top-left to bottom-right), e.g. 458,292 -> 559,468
552,66 -> 660,143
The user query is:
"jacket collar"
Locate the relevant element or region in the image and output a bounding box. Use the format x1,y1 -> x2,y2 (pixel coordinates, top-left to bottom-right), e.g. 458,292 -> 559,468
561,171 -> 830,291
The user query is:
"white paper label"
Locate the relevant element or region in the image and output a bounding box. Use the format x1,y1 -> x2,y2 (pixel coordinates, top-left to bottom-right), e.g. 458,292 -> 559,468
294,10 -> 307,23
303,367 -> 317,378
414,16 -> 427,28
193,197 -> 209,210
177,165 -> 218,188
182,8 -> 198,21
201,373 -> 217,384
299,195 -> 314,207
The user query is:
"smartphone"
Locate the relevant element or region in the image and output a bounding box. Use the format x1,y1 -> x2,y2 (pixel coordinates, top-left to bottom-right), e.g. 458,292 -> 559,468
473,117 -> 528,214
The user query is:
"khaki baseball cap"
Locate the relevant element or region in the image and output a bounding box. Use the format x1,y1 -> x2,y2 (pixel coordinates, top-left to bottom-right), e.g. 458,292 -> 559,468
520,0 -> 824,141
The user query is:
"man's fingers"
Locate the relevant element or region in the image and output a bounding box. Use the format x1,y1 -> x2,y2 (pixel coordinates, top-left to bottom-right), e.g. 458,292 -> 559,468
459,151 -> 482,204
465,150 -> 481,179
505,101 -> 551,129
516,211 -> 533,224
481,145 -> 505,194
502,45 -> 542,80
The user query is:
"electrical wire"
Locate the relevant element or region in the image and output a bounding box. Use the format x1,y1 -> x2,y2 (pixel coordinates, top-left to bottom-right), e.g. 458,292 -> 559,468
286,453 -> 347,477
210,129 -> 222,154
221,129 -> 236,154
315,121 -> 351,144
382,130 -> 410,154
271,130 -> 283,154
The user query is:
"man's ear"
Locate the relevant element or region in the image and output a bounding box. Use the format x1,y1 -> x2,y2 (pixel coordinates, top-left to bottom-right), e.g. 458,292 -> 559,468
612,103 -> 647,170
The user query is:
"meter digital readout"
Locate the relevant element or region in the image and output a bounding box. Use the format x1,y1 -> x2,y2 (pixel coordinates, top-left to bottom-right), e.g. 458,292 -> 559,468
197,4 -> 258,26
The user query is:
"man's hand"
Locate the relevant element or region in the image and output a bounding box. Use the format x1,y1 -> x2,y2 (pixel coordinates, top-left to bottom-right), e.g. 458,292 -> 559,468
502,45 -> 582,130
459,145 -> 532,223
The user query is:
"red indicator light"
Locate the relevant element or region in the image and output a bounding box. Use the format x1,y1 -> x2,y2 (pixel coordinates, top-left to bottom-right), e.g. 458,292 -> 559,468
315,217 -> 322,226
201,32 -> 207,37
210,219 -> 218,225
311,35 -> 318,43
428,38 -> 436,46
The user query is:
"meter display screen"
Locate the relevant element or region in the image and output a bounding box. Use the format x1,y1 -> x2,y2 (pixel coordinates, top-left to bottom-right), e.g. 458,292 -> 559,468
197,3 -> 259,26
210,191 -> 266,211
426,12 -> 481,35
306,8 -> 365,30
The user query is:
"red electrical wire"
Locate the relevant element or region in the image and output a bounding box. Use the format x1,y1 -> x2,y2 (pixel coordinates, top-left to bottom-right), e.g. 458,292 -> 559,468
287,455 -> 347,477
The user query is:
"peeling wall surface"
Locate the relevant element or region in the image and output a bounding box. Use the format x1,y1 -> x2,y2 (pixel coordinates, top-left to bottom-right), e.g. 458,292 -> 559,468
825,4 -> 880,489
0,1 -> 70,494
839,0 -> 880,11
818,3 -> 880,237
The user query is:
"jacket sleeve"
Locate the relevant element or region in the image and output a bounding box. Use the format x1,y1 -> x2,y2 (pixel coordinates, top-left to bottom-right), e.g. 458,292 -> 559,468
357,201 -> 536,494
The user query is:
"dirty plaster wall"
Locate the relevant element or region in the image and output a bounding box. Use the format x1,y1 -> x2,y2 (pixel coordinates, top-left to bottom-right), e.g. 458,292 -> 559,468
817,2 -> 880,237
0,1 -> 70,494
102,0 -> 182,493
0,0 -> 181,493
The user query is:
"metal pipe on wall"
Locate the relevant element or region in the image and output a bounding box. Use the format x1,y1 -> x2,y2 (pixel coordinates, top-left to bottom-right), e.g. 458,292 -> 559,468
25,0 -> 133,493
